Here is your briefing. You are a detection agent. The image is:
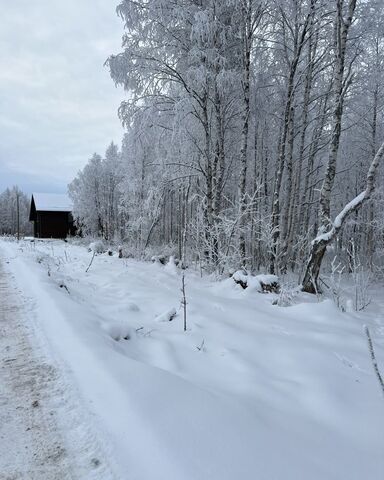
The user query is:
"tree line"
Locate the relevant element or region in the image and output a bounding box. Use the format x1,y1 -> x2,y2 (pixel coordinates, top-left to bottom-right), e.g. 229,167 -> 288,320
0,187 -> 31,237
69,0 -> 384,291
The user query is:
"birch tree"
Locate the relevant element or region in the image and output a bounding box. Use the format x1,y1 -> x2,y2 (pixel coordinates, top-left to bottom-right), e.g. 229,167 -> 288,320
302,141 -> 384,293
301,0 -> 358,292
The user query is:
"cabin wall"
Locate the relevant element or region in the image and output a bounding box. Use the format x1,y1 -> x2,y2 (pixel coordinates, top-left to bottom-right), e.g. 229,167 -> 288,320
34,211 -> 72,238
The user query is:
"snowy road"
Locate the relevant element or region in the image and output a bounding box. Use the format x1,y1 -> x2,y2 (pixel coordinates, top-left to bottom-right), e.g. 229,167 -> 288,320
0,258 -> 74,479
0,256 -> 119,480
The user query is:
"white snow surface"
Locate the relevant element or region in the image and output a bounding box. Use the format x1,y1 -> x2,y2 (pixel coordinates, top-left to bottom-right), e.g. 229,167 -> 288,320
32,193 -> 73,212
1,238 -> 384,480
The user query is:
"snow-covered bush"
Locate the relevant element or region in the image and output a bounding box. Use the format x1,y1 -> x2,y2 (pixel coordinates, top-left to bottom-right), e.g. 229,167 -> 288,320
164,256 -> 180,275
274,284 -> 301,307
151,255 -> 167,265
88,240 -> 105,254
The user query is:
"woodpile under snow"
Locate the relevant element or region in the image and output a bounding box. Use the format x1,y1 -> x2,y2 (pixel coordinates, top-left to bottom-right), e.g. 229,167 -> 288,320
232,270 -> 280,293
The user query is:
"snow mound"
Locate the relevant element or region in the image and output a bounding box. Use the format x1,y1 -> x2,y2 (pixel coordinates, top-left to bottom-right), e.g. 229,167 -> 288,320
151,255 -> 167,265
232,270 -> 280,293
232,269 -> 248,289
155,307 -> 177,322
102,320 -> 132,341
164,256 -> 179,275
127,302 -> 140,312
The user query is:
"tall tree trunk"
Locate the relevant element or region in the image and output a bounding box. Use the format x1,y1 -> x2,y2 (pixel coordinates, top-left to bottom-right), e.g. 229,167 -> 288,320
269,1 -> 314,273
366,83 -> 378,267
238,2 -> 253,265
287,27 -> 317,267
302,0 -> 357,292
319,0 -> 357,230
302,142 -> 384,293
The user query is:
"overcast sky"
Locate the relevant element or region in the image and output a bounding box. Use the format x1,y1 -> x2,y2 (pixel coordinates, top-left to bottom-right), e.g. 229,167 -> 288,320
0,0 -> 125,194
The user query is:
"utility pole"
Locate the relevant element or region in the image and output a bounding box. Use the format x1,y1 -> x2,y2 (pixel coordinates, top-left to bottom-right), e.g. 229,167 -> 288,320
16,190 -> 20,241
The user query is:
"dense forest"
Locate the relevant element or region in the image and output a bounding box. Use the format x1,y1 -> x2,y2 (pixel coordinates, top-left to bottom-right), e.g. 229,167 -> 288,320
66,0 -> 384,292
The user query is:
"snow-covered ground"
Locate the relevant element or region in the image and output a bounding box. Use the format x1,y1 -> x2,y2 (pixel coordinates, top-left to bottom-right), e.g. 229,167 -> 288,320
1,238 -> 383,480
0,245 -> 120,479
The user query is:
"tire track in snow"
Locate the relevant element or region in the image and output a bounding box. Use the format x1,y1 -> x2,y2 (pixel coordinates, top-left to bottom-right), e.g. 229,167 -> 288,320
0,256 -> 119,480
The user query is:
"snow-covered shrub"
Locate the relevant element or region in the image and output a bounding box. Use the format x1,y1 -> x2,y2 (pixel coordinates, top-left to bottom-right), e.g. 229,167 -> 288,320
348,241 -> 372,311
274,284 -> 301,307
117,246 -> 133,259
164,256 -> 179,275
323,257 -> 346,311
151,255 -> 167,265
88,240 -> 105,254
151,253 -> 181,267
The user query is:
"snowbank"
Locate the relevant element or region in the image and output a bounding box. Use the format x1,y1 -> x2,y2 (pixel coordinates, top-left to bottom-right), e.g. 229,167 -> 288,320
1,238 -> 383,480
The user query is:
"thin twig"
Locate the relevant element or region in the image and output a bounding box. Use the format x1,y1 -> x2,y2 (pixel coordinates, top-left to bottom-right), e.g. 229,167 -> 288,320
364,325 -> 384,396
85,251 -> 96,273
181,272 -> 187,332
196,339 -> 205,351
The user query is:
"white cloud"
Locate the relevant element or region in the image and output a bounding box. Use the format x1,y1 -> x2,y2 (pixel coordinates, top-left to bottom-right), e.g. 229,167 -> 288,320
0,0 -> 126,192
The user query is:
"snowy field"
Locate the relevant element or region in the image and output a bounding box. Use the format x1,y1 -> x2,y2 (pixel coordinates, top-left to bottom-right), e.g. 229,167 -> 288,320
1,238 -> 384,480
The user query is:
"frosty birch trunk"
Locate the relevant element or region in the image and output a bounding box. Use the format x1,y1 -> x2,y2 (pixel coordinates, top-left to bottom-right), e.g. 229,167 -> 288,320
202,96 -> 216,266
366,84 -> 378,267
144,190 -> 164,250
251,121 -> 260,269
238,5 -> 252,265
270,84 -> 292,274
319,0 -> 356,230
238,0 -> 263,265
269,4 -> 312,273
212,83 -> 225,264
280,105 -> 295,271
302,141 -> 384,293
213,85 -> 225,219
288,28 -> 317,264
182,182 -> 191,267
302,0 -> 357,292
299,87 -> 331,238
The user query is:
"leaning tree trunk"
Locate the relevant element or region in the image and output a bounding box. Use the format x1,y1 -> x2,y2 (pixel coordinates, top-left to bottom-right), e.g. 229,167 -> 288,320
302,141 -> 384,293
302,0 -> 357,293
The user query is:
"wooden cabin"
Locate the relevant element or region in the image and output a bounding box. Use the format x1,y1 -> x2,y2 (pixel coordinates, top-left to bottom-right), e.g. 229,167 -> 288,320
29,193 -> 75,238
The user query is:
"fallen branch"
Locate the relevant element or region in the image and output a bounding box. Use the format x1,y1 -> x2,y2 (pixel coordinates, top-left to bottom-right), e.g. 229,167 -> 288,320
364,325 -> 384,396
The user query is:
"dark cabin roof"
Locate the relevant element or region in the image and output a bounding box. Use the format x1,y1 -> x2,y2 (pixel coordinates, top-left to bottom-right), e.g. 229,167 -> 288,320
29,193 -> 73,221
